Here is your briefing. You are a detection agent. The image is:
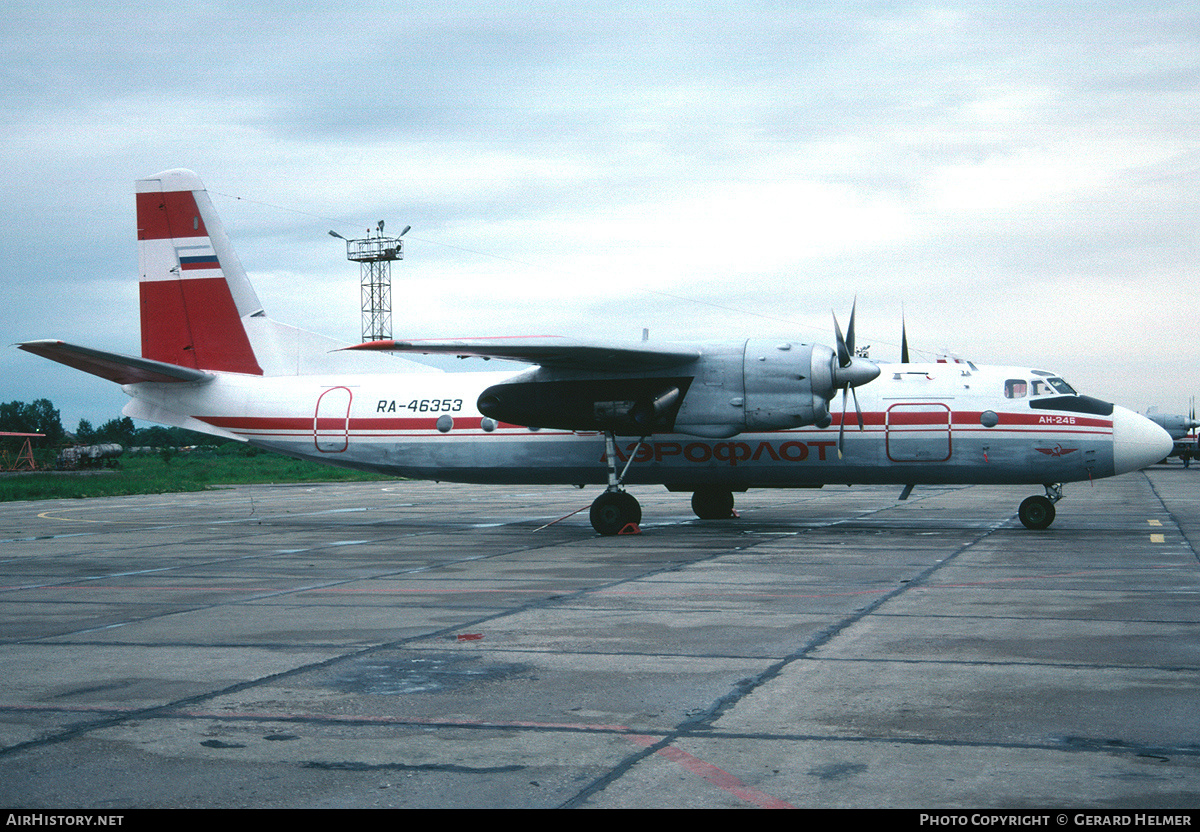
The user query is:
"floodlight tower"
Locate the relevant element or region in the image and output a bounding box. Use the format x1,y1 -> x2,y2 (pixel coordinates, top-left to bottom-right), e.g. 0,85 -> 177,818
330,221 -> 410,343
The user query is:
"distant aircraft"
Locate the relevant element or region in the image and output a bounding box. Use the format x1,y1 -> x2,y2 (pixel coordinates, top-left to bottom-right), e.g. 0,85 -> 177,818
19,170 -> 1172,534
1145,403 -> 1199,467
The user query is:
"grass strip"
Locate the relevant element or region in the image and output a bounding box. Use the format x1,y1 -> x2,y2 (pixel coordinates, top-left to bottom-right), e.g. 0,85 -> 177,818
0,449 -> 389,502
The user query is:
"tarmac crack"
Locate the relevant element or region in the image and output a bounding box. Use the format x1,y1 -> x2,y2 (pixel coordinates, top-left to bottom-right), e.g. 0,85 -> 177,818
559,507 -> 1009,808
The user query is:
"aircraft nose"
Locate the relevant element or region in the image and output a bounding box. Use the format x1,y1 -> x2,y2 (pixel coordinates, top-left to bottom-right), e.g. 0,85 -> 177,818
1112,405 -> 1174,475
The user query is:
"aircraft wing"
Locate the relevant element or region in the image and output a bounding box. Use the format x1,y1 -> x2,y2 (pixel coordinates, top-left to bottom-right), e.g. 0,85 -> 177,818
344,336 -> 702,372
18,340 -> 214,384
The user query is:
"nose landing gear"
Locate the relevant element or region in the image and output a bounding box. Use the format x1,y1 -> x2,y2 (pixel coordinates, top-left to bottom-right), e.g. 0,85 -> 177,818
1018,483 -> 1062,530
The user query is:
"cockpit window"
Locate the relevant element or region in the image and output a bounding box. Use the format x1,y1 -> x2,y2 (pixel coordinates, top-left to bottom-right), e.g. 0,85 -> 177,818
1008,376 -> 1076,398
1030,377 -> 1077,396
1005,379 -> 1027,399
1047,377 -> 1076,394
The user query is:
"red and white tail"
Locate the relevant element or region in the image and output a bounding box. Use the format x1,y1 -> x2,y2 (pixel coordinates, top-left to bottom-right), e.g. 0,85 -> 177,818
136,170 -> 264,375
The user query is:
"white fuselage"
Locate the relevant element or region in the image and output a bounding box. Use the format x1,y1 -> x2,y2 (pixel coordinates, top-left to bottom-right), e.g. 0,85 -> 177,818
120,359 -> 1165,490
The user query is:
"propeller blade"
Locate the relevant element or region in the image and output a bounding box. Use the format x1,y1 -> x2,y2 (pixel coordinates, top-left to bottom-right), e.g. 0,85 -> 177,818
830,298 -> 880,459
846,297 -> 857,358
838,387 -> 848,457
833,312 -> 851,368
900,315 -> 910,364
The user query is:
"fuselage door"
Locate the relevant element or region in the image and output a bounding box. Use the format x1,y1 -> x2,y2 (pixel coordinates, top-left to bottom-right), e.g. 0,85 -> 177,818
886,403 -> 951,462
314,386 -> 352,453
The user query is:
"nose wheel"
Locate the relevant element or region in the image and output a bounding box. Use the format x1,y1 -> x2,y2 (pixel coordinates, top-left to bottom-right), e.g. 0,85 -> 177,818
1018,484 -> 1062,530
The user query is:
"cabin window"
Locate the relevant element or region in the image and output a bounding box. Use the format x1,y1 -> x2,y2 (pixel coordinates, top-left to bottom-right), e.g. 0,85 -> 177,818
1005,379 -> 1027,398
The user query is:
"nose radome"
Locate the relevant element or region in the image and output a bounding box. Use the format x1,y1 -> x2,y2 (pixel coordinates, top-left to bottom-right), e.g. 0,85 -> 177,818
1112,405 -> 1174,475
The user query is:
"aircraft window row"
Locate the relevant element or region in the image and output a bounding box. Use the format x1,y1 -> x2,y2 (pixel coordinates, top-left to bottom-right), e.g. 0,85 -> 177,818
1004,377 -> 1077,399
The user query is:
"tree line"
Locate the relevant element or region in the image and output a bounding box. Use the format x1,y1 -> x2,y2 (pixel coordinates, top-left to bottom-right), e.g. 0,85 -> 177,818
0,399 -> 224,452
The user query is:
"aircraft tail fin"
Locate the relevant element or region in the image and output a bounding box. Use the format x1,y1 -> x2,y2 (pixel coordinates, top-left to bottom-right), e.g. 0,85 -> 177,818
136,170 -> 264,375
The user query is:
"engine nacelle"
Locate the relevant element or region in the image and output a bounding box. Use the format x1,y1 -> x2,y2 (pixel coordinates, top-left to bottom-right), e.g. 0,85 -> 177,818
742,340 -> 824,431
475,339 -> 876,439
673,340 -> 849,437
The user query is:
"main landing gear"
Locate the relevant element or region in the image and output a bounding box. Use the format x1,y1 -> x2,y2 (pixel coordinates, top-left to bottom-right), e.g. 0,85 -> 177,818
590,490 -> 642,536
589,432 -> 742,535
691,485 -> 736,520
1018,483 -> 1062,530
590,432 -> 645,536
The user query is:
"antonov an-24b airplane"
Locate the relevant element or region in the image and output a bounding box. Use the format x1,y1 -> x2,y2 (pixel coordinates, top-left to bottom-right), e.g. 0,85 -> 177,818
19,170 -> 1172,535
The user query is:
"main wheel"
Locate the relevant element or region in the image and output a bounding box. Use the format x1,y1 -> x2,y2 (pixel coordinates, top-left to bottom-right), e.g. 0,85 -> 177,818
691,487 -> 735,520
1018,495 -> 1056,530
590,491 -> 642,536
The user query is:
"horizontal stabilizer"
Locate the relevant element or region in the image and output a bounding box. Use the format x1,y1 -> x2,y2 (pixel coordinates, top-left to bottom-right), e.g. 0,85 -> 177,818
121,398 -> 243,441
18,340 -> 214,384
344,336 -> 701,372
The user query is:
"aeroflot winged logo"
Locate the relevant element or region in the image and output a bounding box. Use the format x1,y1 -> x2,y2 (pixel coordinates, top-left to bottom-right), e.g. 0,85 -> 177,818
605,439 -> 840,465
1035,444 -> 1078,457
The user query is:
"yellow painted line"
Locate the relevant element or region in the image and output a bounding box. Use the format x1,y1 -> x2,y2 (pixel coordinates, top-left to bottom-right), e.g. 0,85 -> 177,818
1151,533 -> 1165,543
37,511 -> 104,523
1148,519 -> 1162,526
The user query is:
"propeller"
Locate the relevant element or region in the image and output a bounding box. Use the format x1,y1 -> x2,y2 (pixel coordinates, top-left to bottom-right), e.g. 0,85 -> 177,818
900,313 -> 910,364
830,299 -> 880,457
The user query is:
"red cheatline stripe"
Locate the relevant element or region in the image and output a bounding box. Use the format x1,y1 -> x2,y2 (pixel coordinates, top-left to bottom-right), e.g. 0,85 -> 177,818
198,416 -> 490,431
825,410 -> 1112,429
200,412 -> 1111,433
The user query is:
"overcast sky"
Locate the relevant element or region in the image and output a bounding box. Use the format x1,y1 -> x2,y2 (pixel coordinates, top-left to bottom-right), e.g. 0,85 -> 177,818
2,1 -> 1198,429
